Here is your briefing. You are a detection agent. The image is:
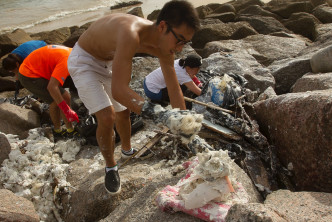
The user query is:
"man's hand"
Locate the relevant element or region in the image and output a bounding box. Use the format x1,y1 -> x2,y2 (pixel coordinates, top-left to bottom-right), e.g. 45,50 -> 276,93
141,101 -> 203,143
57,100 -> 79,123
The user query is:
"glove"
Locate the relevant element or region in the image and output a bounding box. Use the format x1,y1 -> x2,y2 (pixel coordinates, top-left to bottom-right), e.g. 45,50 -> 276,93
141,101 -> 203,143
192,76 -> 202,88
57,100 -> 79,123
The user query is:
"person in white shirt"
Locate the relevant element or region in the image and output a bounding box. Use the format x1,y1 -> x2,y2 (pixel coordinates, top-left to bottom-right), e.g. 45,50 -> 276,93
144,54 -> 202,104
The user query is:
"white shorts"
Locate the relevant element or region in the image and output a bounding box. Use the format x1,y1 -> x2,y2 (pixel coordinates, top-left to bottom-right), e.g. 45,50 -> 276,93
67,43 -> 126,114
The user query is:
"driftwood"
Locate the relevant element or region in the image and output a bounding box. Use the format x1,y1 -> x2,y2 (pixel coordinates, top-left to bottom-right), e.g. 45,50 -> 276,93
119,127 -> 169,168
184,96 -> 234,114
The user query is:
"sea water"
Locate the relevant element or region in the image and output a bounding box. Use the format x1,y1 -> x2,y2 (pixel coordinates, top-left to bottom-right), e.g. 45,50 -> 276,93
0,0 -> 271,35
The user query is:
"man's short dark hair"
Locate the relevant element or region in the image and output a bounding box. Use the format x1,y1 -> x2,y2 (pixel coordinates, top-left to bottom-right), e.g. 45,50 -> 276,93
2,54 -> 21,71
156,0 -> 200,32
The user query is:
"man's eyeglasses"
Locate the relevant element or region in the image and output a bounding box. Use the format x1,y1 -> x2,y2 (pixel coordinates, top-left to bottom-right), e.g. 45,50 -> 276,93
166,22 -> 192,46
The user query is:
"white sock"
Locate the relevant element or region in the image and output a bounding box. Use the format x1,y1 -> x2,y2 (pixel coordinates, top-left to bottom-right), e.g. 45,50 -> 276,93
122,148 -> 134,155
105,165 -> 118,172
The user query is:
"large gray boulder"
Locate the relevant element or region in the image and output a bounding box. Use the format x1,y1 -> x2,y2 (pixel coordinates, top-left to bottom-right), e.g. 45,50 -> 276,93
313,5 -> 332,23
283,12 -> 321,40
201,34 -> 307,66
30,27 -> 71,45
313,23 -> 332,41
236,15 -> 290,35
227,189 -> 332,222
238,4 -> 282,20
0,29 -> 32,58
0,103 -> 40,138
0,76 -> 16,92
231,0 -> 265,12
264,190 -> 332,222
225,203 -> 287,221
291,72 -> 332,92
0,189 -> 40,222
213,3 -> 236,13
267,1 -> 314,19
269,57 -> 312,94
253,90 -> 332,192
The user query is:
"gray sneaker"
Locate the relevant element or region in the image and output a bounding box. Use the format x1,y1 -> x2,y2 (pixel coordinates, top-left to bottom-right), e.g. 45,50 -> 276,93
104,169 -> 121,194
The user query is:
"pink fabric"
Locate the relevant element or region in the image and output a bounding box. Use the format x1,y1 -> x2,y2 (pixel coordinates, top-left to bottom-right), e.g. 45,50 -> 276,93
155,159 -> 249,222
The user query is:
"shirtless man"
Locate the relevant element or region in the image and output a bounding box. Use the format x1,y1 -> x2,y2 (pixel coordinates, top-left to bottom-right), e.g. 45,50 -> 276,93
67,0 -> 200,194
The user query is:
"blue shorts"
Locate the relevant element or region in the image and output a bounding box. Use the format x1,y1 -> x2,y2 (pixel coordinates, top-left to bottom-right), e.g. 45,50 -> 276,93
143,78 -> 162,101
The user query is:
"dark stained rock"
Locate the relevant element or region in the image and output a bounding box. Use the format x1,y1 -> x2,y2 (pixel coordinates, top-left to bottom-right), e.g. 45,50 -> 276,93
313,5 -> 332,23
213,3 -> 236,13
310,0 -> 327,7
230,22 -> 258,40
0,76 -> 16,92
0,29 -> 32,58
267,2 -> 314,19
201,34 -> 306,67
110,1 -> 142,10
237,15 -> 291,35
0,134 -> 11,166
195,5 -> 213,19
238,4 -> 282,20
30,27 -> 71,45
0,102 -> 40,138
253,90 -> 332,192
127,6 -> 144,18
269,57 -> 312,94
206,3 -> 223,12
0,189 -> 40,222
231,0 -> 265,12
205,12 -> 236,23
313,23 -> 332,41
283,12 -> 321,40
63,28 -> 85,48
147,9 -> 160,21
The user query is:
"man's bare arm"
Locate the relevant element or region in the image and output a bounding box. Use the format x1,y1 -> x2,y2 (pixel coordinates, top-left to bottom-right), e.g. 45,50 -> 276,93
111,31 -> 145,114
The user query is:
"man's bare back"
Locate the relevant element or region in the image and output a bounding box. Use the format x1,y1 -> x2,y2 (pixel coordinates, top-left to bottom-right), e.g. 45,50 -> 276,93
78,14 -> 160,61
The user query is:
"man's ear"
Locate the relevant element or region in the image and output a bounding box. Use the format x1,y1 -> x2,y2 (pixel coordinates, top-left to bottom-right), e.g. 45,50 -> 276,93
158,20 -> 167,33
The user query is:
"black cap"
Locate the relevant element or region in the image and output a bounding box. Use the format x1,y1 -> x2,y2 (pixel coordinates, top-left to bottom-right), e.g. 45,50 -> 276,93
184,54 -> 202,68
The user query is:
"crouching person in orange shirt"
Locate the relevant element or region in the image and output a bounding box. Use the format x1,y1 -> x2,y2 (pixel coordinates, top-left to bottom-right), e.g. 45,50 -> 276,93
18,45 -> 79,141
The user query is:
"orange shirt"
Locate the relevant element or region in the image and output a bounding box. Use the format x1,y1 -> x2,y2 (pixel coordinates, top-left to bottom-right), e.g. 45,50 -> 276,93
19,45 -> 72,85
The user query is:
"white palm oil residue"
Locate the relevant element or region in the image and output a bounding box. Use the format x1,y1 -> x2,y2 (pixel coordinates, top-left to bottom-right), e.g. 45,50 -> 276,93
151,104 -> 203,143
178,149 -> 233,210
0,129 -> 82,221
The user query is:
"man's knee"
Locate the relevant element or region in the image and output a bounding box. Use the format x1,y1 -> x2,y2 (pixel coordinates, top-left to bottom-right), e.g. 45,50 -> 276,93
116,109 -> 130,120
95,107 -> 116,129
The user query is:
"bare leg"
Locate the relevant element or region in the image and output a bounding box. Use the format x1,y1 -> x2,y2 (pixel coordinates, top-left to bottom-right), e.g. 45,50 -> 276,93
49,102 -> 61,129
95,106 -> 117,167
115,109 -> 131,151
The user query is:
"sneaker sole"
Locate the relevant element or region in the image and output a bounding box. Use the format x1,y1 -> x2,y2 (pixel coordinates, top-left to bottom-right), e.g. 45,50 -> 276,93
104,183 -> 121,195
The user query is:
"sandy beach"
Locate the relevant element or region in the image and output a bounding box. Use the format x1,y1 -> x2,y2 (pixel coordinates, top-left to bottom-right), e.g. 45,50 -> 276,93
24,0 -> 270,34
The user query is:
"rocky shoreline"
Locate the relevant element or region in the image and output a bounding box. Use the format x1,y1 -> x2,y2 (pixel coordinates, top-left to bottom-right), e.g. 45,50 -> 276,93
0,0 -> 332,221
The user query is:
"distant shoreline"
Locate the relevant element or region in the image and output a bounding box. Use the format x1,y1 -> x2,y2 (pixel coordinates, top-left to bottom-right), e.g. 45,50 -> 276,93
21,0 -> 270,34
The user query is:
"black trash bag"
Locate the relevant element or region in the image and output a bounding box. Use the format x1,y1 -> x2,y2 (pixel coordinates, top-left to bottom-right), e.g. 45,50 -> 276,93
76,113 -> 144,146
